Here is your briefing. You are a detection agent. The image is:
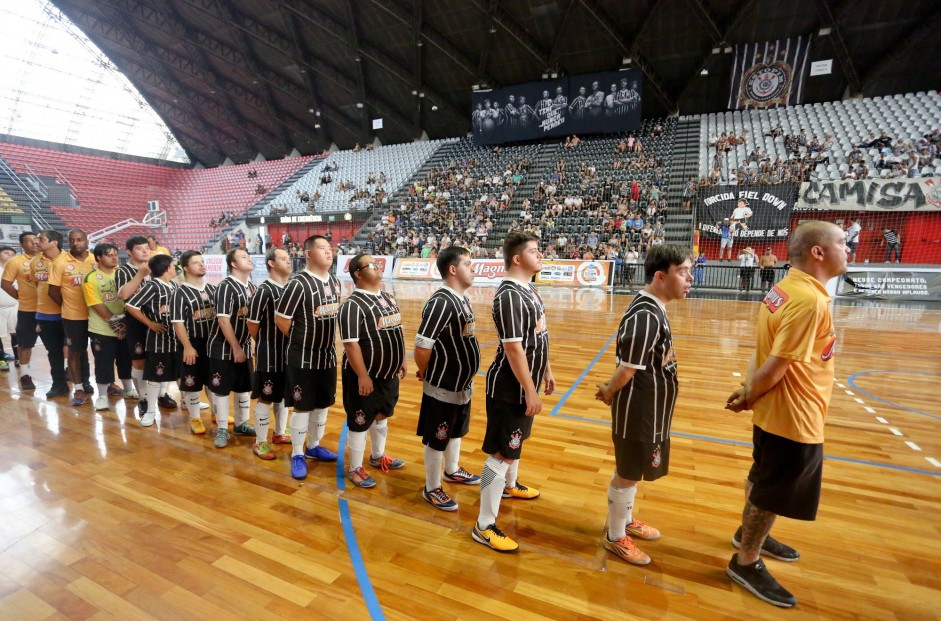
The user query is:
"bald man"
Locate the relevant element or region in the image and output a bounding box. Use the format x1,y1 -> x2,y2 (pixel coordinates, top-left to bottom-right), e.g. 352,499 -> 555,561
724,221 -> 848,608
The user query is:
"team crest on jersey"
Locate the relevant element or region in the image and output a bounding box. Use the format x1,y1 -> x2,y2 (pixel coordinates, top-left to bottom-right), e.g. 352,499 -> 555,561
378,298 -> 388,309
155,362 -> 165,377
200,292 -> 209,300
435,422 -> 449,441
66,264 -> 74,271
762,286 -> 789,313
262,380 -> 274,396
354,410 -> 367,426
134,342 -> 144,355
508,429 -> 523,450
36,261 -> 43,268
651,445 -> 662,468
211,373 -> 222,387
293,385 -> 303,401
96,273 -> 103,280
183,374 -> 196,387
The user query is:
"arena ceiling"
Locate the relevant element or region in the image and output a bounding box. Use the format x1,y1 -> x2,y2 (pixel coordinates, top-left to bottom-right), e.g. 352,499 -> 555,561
51,0 -> 941,167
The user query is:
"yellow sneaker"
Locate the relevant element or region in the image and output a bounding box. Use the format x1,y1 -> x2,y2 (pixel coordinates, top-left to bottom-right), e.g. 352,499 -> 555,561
189,417 -> 206,435
626,519 -> 661,541
502,483 -> 540,500
472,523 -> 519,553
602,535 -> 651,565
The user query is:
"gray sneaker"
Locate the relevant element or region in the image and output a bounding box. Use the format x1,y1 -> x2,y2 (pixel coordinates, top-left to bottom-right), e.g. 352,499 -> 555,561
232,422 -> 255,436
214,428 -> 231,448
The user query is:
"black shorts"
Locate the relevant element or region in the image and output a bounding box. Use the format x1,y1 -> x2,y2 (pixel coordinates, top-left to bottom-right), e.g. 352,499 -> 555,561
759,268 -> 775,283
416,394 -> 471,451
253,369 -> 287,403
481,396 -> 534,460
90,333 -> 131,385
15,311 -> 37,348
613,439 -> 671,482
747,425 -> 823,521
285,365 -> 337,410
144,351 -> 179,383
342,367 -> 399,431
179,338 -> 211,392
846,241 -> 858,252
63,318 -> 89,352
208,357 -> 253,396
125,316 -> 147,361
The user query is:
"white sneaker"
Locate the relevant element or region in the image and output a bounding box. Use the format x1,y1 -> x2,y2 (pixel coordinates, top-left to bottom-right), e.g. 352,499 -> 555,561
124,387 -> 140,400
94,396 -> 109,411
140,409 -> 157,427
199,401 -> 210,410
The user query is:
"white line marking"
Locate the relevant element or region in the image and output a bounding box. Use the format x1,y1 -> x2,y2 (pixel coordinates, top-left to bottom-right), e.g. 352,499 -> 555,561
889,428 -> 903,436
864,407 -> 876,414
844,390 -> 855,396
732,372 -> 741,377
905,441 -> 922,452
854,398 -> 865,404
836,382 -> 845,388
875,417 -> 888,424
927,457 -> 941,468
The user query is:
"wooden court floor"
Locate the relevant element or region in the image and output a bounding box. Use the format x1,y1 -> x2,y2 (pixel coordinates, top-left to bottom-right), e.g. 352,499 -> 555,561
1,281 -> 939,620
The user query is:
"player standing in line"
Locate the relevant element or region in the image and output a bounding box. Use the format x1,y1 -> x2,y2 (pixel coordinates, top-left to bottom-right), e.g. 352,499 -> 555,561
125,254 -> 179,427
595,245 -> 693,565
206,248 -> 257,448
339,254 -> 407,489
48,229 -> 96,406
472,231 -> 555,553
170,250 -> 217,435
1,232 -> 39,388
83,243 -> 132,412
116,237 -> 151,404
413,246 -> 481,512
275,235 -> 341,480
31,230 -> 69,398
247,246 -> 292,460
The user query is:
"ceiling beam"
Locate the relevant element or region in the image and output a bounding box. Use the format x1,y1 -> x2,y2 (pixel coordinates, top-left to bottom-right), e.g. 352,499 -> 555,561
547,0 -> 580,70
344,0 -> 371,135
278,0 -> 331,147
683,0 -> 724,42
468,0 -> 551,69
859,5 -> 941,93
814,0 -> 861,94
412,0 -> 423,133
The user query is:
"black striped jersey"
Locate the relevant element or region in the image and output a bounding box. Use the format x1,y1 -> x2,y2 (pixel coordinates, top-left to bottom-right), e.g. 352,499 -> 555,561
485,277 -> 550,404
339,288 -> 405,380
170,282 -> 217,340
116,262 -> 148,333
275,270 -> 340,370
611,291 -> 678,443
248,278 -> 287,372
415,286 -> 480,395
207,275 -> 257,360
126,278 -> 179,353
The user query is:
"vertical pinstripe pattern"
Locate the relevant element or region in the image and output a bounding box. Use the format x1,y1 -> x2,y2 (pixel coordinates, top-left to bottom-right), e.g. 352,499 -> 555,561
207,276 -> 257,360
275,271 -> 340,369
339,289 -> 405,380
170,282 -> 217,340
248,279 -> 287,372
416,287 -> 480,392
485,280 -> 550,404
126,279 -> 178,353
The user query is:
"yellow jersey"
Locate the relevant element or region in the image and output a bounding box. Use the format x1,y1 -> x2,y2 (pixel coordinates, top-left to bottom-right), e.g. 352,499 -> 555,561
49,251 -> 97,320
151,245 -> 171,256
1,253 -> 38,312
751,268 -> 836,444
31,252 -> 61,316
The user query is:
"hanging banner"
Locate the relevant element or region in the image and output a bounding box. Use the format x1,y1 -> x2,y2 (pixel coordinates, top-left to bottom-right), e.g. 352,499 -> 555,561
535,260 -> 613,287
797,178 -> 941,211
697,185 -> 798,241
728,37 -> 811,110
837,269 -> 941,301
336,254 -> 395,282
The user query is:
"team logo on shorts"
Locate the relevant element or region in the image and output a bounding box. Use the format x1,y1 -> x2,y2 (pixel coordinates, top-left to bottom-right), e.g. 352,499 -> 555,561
435,422 -> 449,441
211,373 -> 222,387
66,337 -> 72,347
293,385 -> 303,401
508,429 -> 523,450
651,445 -> 661,469
262,380 -> 274,396
36,324 -> 41,334
354,410 -> 367,426
134,342 -> 144,355
183,374 -> 196,387
92,341 -> 101,352
155,362 -> 165,377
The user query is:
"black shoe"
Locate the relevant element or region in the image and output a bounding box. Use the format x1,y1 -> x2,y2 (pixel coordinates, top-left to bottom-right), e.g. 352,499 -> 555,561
82,383 -> 94,395
20,375 -> 36,391
732,527 -> 800,562
46,384 -> 70,398
727,554 -> 797,607
158,394 -> 178,409
138,401 -> 147,416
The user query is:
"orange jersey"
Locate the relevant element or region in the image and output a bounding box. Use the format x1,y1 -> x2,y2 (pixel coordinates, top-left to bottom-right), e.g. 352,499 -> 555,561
49,251 -> 97,320
1,253 -> 38,312
31,253 -> 61,316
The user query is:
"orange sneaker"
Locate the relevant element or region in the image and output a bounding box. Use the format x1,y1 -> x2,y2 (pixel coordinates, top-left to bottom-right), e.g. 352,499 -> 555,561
626,519 -> 661,541
602,535 -> 651,565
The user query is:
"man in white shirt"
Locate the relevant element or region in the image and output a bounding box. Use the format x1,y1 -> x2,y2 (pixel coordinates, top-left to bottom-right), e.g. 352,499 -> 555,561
844,217 -> 861,263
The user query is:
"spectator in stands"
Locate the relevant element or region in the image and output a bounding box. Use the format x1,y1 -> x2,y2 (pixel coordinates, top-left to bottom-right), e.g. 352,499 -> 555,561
765,122 -> 783,138
718,218 -> 735,261
692,251 -> 706,288
353,143 -> 362,152
147,236 -> 171,257
738,246 -> 757,292
758,246 -> 778,290
881,226 -> 902,263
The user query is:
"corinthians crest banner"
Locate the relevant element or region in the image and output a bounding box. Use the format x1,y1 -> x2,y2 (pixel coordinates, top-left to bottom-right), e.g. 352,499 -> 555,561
728,37 -> 811,110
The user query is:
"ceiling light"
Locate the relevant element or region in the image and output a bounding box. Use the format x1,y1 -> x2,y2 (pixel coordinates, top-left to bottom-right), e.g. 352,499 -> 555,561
431,105 -> 438,111
818,27 -> 832,36
356,102 -> 364,108
700,69 -> 709,76
314,123 -> 321,129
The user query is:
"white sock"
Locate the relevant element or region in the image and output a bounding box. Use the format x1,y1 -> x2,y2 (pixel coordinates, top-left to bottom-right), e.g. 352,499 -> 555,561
424,445 -> 443,491
505,460 -> 520,489
368,418 -> 388,459
212,393 -> 229,429
607,483 -> 637,541
254,401 -> 270,443
444,437 -> 461,475
309,408 -> 328,447
477,456 -> 509,530
21,363 -> 31,375
273,401 -> 288,435
160,381 -> 169,397
289,410 -> 310,457
132,367 -> 144,396
145,380 -> 160,415
184,391 -> 201,420
235,392 -> 251,425
120,377 -> 132,392
347,429 -> 367,471
97,383 -> 109,397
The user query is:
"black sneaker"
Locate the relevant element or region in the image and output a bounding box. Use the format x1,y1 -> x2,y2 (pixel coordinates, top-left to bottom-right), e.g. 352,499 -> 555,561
733,526 -> 800,562
726,554 -> 797,607
20,375 -> 36,391
45,384 -> 70,398
158,394 -> 178,409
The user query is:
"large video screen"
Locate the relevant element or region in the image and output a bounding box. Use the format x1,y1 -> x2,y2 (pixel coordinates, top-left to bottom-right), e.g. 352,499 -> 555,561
471,68 -> 642,145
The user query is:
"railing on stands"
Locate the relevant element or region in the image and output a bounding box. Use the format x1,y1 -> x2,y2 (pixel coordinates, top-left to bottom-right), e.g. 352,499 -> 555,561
0,157 -> 50,231
51,165 -> 78,199
20,162 -> 50,199
612,262 -> 786,292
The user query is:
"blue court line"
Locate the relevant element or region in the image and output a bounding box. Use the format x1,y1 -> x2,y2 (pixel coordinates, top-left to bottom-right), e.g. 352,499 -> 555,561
846,370 -> 941,420
553,411 -> 941,477
549,332 -> 617,416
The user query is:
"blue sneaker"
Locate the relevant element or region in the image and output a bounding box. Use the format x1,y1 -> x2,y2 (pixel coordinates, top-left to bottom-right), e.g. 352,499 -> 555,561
305,445 -> 338,461
347,467 -> 376,488
291,455 -> 308,480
